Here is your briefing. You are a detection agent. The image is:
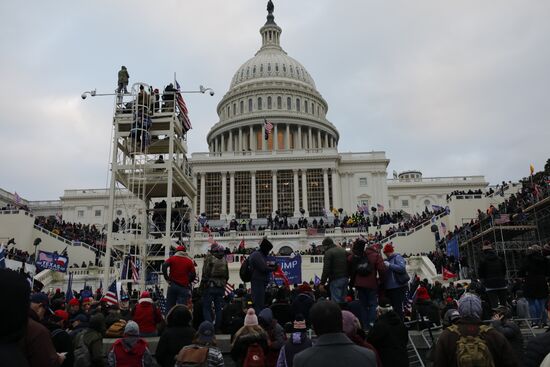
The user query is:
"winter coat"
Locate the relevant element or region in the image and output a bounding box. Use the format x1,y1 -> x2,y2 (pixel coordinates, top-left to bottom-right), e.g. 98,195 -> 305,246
155,306 -> 195,367
259,308 -> 287,367
348,333 -> 383,367
24,316 -> 60,367
202,253 -> 229,288
81,328 -> 105,367
118,68 -> 129,84
270,301 -> 294,327
164,251 -> 196,287
491,319 -> 524,366
230,327 -> 269,367
478,251 -> 507,289
132,298 -> 163,335
291,293 -> 314,326
367,311 -> 409,367
524,330 -> 550,367
520,252 -> 550,299
276,332 -> 312,367
177,344 -> 225,367
107,337 -> 153,367
384,253 -> 408,290
249,250 -> 273,284
412,299 -> 441,326
348,247 -> 385,289
433,319 -> 517,367
46,322 -> 74,367
293,332 -> 377,367
321,244 -> 348,284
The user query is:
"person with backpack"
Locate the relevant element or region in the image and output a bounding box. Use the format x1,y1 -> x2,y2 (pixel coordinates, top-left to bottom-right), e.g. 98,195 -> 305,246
74,313 -> 106,367
348,239 -> 386,329
156,305 -> 196,367
201,244 -> 229,331
230,308 -> 269,367
162,244 -> 197,311
107,320 -> 153,367
382,243 -> 410,321
259,308 -> 287,367
276,315 -> 312,367
433,292 -> 517,367
175,320 -> 224,367
132,291 -> 163,337
248,238 -> 277,313
319,237 -> 349,304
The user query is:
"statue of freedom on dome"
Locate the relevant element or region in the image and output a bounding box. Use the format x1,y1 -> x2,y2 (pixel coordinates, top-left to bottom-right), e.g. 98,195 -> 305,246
267,0 -> 274,14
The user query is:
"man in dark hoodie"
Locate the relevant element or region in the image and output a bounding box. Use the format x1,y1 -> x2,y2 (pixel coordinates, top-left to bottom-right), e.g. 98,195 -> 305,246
107,320 -> 153,367
478,242 -> 508,308
320,237 -> 349,304
366,297 -> 409,367
249,237 -> 277,313
519,245 -> 549,328
155,305 -> 195,367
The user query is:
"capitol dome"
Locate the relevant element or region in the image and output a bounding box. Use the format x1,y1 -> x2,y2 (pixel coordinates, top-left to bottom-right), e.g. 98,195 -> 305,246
206,2 -> 339,153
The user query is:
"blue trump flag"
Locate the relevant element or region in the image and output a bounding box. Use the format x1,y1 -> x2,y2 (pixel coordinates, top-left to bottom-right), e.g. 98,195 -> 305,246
268,255 -> 302,286
446,237 -> 459,259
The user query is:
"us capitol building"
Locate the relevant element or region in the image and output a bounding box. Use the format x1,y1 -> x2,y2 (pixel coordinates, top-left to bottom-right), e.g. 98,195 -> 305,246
7,3 -> 488,256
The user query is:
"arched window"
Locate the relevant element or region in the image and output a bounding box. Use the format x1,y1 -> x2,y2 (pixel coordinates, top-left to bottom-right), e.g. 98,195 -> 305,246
267,96 -> 272,109
268,63 -> 271,72
275,64 -> 279,72
257,97 -> 262,110
305,100 -> 308,113
246,67 -> 250,77
227,105 -> 231,117
248,98 -> 253,112
260,64 -> 263,73
277,96 -> 282,109
311,102 -> 314,114
283,64 -> 287,73
287,97 -> 291,110
233,103 -> 236,116
240,100 -> 244,114
296,98 -> 301,112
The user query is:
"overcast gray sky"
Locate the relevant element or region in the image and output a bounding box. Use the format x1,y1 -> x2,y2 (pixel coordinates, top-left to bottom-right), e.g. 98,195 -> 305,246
1,0 -> 549,200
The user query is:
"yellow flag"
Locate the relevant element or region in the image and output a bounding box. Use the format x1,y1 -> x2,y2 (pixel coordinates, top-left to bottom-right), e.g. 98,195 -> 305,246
530,164 -> 535,175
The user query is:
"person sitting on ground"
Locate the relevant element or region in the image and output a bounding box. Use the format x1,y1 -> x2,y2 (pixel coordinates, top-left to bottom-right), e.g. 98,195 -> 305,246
156,305 -> 196,367
259,308 -> 287,367
175,321 -> 224,367
433,292 -> 517,367
366,297 -> 409,367
276,315 -> 312,367
293,300 -> 377,367
341,310 -> 382,367
132,291 -> 163,337
230,308 -> 269,367
107,320 -> 153,367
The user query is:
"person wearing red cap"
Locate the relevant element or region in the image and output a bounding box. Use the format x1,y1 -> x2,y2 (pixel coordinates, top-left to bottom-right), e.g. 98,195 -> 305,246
382,243 -> 409,321
162,243 -> 196,311
132,291 -> 163,337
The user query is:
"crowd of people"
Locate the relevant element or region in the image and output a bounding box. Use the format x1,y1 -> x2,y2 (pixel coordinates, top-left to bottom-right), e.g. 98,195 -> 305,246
35,216 -> 105,250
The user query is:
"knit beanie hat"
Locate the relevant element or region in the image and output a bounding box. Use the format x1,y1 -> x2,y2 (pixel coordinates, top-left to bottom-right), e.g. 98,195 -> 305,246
140,291 -> 150,299
341,310 -> 360,336
458,292 -> 482,320
244,308 -> 258,326
383,243 -> 395,254
69,298 -> 80,306
416,286 -> 430,301
124,320 -> 140,336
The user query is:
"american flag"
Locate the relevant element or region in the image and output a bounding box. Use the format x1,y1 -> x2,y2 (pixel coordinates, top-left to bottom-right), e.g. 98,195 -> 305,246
440,222 -> 447,235
494,214 -> 510,225
14,191 -> 21,204
101,280 -> 118,305
65,273 -> 74,302
225,283 -> 235,297
130,257 -> 140,282
175,80 -> 192,131
264,119 -> 273,140
154,286 -> 168,315
377,203 -> 385,212
239,239 -> 246,250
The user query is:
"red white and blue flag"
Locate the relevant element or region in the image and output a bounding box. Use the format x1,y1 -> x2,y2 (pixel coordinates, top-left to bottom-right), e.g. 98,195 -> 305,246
36,250 -> 69,273
377,203 -> 385,212
225,283 -> 235,297
264,119 -> 273,140
101,280 -> 118,305
175,80 -> 192,131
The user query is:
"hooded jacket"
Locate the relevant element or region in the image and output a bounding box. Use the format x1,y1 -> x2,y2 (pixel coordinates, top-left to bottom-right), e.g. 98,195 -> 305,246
155,306 -> 195,367
367,311 -> 409,367
276,332 -> 312,367
348,246 -> 385,289
107,336 -> 153,367
163,251 -> 196,287
524,331 -> 550,367
231,327 -> 269,367
132,298 -> 163,335
321,242 -> 348,284
249,240 -> 274,283
202,252 -> 229,288
259,308 -> 287,367
383,252 -> 408,290
478,250 -> 507,289
519,252 -> 549,299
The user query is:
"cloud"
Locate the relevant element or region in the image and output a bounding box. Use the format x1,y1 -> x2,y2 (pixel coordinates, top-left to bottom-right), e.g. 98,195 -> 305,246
1,0 -> 549,199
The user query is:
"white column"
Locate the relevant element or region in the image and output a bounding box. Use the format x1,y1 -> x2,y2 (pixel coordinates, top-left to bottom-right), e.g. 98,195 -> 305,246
272,170 -> 278,215
238,128 -> 243,151
308,128 -> 313,149
301,169 -> 309,216
228,130 -> 233,152
331,169 -> 341,210
297,126 -> 302,149
220,134 -> 225,152
317,130 -> 322,149
325,133 -> 329,148
229,172 -> 235,218
221,172 -> 227,219
199,172 -> 206,214
249,126 -> 254,151
285,124 -> 290,150
273,124 -> 278,151
293,169 -> 300,216
250,171 -> 257,219
347,172 -> 354,213
323,168 -> 330,211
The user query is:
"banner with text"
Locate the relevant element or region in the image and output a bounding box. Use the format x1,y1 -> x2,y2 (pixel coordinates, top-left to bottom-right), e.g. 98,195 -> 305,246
35,250 -> 69,273
269,255 -> 302,286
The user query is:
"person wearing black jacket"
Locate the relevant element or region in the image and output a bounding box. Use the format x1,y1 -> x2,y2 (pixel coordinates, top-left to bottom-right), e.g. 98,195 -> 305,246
249,238 -> 277,313
155,305 -> 195,367
477,242 -> 507,308
45,314 -> 74,367
491,306 -> 524,366
519,245 -> 550,328
524,329 -> 550,367
367,298 -> 409,367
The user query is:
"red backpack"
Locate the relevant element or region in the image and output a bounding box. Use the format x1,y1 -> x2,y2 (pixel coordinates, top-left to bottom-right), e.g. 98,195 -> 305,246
243,343 -> 265,367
